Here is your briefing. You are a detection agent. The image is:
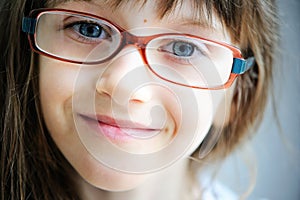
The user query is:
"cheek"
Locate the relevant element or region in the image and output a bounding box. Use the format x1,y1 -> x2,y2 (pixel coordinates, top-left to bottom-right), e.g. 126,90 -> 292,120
186,88 -> 233,156
159,86 -> 223,157
39,57 -> 79,137
183,90 -> 216,155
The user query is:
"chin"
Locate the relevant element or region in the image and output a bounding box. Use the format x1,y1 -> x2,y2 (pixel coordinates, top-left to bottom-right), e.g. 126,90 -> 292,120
79,160 -> 151,192
95,175 -> 148,192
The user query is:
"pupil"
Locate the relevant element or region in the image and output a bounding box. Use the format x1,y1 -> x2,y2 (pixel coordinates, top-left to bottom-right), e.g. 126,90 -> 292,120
80,24 -> 101,38
173,42 -> 194,57
179,45 -> 186,52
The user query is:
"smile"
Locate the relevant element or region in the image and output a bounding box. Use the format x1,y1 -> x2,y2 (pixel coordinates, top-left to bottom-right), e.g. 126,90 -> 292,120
79,114 -> 162,142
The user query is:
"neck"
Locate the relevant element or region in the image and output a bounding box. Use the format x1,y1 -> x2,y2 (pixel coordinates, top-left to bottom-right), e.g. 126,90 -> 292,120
77,159 -> 192,200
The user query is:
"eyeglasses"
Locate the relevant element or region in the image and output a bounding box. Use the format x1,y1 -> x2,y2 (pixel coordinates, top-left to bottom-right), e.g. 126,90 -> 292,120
22,8 -> 254,89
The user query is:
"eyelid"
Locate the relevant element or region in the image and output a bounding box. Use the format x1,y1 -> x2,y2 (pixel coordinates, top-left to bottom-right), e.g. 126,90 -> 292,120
62,15 -> 98,24
191,40 -> 210,56
63,17 -> 101,29
61,15 -> 105,29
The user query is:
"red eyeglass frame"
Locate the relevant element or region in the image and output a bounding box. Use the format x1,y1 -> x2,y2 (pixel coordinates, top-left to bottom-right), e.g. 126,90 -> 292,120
24,8 -> 245,90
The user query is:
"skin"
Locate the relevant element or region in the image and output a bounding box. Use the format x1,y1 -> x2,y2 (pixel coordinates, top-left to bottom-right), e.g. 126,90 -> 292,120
39,0 -> 234,199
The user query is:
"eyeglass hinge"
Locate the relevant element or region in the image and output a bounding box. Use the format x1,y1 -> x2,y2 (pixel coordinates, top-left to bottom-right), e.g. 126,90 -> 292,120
22,17 -> 36,34
232,57 -> 255,74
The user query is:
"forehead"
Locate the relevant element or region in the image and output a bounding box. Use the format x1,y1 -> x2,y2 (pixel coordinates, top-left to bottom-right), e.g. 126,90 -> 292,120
46,0 -> 218,26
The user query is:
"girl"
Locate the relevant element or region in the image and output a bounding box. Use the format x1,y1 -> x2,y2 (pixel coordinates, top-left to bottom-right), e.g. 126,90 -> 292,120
0,0 -> 278,199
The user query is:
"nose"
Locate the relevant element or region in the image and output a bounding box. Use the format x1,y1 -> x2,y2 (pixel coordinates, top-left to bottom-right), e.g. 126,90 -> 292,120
96,45 -> 153,104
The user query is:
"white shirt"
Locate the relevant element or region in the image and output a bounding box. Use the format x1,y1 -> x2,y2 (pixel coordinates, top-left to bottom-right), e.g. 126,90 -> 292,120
200,176 -> 238,200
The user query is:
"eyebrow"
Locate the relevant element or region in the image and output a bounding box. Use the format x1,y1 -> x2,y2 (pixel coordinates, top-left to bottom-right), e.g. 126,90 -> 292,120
164,16 -> 221,32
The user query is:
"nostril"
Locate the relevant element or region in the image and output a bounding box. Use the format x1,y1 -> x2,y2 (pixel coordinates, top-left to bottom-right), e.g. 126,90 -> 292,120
129,99 -> 144,104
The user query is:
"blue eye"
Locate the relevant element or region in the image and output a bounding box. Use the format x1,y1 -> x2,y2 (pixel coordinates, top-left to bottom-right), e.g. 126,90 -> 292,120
172,41 -> 195,57
63,20 -> 112,44
155,38 -> 210,65
75,23 -> 102,38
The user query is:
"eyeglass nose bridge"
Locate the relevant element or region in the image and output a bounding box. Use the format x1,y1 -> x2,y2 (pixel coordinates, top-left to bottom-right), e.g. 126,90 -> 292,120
119,31 -> 149,65
123,32 -> 149,48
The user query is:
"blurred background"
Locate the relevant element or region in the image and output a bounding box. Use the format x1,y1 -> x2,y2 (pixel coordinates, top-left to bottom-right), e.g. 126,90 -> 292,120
217,0 -> 300,199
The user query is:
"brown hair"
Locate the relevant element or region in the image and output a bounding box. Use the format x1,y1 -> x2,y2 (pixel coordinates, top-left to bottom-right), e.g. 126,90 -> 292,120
0,0 -> 278,199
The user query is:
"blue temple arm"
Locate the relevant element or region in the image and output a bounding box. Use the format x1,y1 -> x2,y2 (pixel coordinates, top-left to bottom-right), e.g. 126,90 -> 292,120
22,17 -> 36,34
232,57 -> 255,74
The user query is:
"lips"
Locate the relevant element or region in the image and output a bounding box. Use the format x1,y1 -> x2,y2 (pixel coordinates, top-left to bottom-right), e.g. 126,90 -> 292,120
79,114 -> 162,142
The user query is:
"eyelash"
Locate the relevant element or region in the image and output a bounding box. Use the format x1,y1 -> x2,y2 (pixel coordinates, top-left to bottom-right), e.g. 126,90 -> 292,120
63,21 -> 111,44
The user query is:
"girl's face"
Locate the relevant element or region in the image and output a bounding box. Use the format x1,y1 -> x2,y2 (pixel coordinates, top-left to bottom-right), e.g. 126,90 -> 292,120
39,0 -> 232,191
